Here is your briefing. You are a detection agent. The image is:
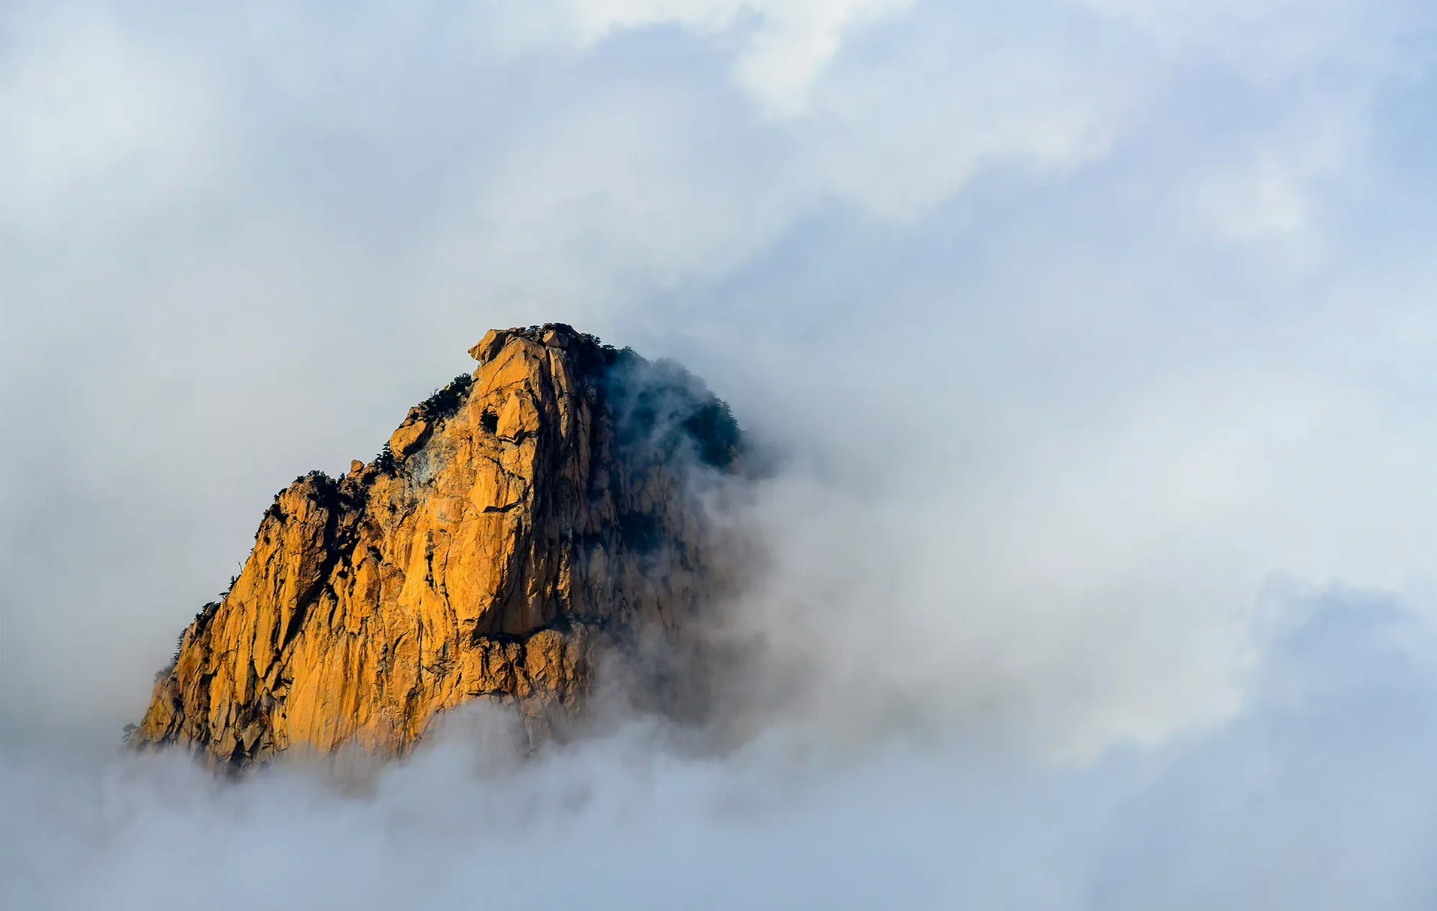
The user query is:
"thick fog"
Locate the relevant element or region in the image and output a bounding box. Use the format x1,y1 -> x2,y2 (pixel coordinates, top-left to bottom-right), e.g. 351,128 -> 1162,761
6,593 -> 1434,910
2,1 -> 1435,908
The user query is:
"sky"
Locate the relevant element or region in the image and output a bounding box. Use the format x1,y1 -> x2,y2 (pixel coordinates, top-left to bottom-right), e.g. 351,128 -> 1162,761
2,1 -> 1436,908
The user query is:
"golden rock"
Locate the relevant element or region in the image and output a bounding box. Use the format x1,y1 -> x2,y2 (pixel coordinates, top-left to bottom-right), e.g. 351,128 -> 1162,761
133,325 -> 742,771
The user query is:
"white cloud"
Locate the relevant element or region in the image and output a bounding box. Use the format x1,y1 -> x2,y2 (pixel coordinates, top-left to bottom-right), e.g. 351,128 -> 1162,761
1,2 -> 1434,903
792,2 -> 1141,219
0,5 -> 218,236
0,0 -> 1431,896
4,593 -> 1435,910
532,0 -> 916,113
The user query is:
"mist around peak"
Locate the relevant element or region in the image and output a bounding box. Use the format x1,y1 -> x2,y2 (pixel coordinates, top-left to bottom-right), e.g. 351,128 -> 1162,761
4,0 -> 1436,907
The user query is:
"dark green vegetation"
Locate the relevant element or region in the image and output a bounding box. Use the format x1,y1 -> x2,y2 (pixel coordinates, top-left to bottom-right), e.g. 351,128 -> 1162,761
604,349 -> 743,472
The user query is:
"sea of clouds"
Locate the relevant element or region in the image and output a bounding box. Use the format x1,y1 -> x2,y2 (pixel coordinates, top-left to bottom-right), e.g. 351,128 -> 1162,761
2,1 -> 1435,908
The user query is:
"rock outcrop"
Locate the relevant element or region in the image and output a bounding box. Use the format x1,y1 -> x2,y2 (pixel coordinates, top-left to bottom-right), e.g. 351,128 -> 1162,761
132,324 -> 742,771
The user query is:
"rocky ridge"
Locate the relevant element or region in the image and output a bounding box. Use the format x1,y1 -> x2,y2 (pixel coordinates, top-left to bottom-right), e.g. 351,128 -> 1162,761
131,324 -> 742,771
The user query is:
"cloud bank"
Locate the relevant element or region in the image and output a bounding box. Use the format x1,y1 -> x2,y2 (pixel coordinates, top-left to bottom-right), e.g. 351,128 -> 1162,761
5,591 -> 1435,910
2,0 -> 1435,907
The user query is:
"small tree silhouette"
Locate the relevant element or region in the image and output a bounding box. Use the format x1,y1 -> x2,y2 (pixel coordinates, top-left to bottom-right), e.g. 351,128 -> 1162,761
375,442 -> 396,472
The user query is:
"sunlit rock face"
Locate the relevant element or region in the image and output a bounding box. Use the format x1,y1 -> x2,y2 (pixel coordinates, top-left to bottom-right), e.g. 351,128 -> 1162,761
132,324 -> 743,771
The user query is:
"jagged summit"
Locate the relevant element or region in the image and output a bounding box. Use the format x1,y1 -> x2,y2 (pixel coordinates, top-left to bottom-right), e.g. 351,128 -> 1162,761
131,326 -> 741,771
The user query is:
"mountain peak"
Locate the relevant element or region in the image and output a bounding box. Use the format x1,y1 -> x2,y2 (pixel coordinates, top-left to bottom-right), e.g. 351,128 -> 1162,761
132,327 -> 741,772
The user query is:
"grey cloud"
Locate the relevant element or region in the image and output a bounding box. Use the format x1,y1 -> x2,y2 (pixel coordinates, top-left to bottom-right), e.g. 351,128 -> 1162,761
1,0 -> 1435,906
4,592 -> 1435,910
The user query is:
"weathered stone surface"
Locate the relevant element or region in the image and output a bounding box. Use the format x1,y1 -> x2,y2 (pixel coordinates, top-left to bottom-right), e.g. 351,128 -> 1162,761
133,324 -> 742,771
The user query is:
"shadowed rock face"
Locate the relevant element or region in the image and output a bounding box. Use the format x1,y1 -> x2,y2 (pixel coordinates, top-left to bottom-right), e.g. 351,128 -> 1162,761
132,324 -> 742,771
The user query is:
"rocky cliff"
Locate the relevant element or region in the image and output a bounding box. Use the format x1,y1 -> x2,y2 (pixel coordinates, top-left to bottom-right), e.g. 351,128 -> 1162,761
131,324 -> 742,771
